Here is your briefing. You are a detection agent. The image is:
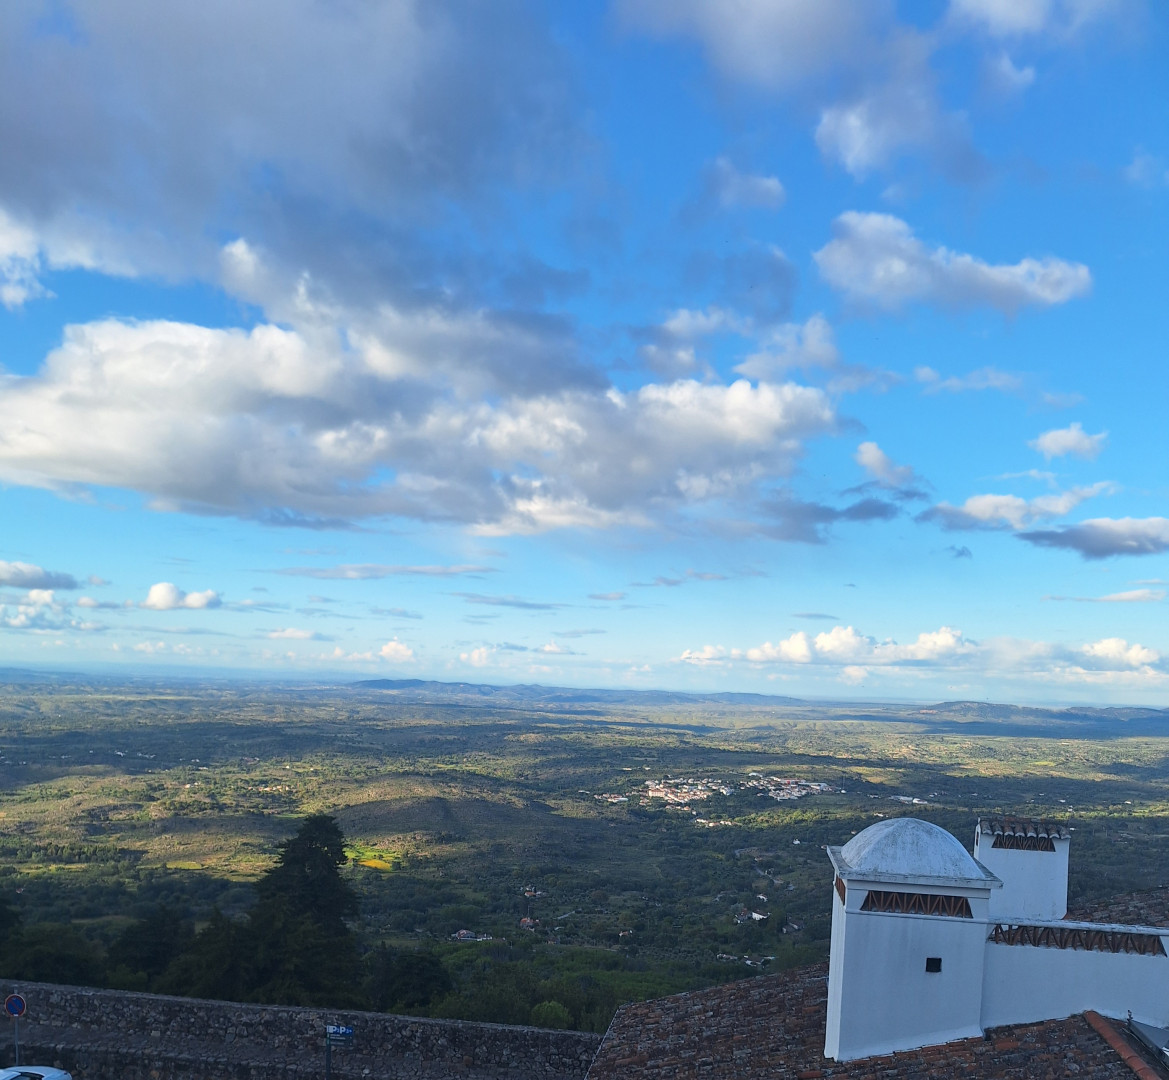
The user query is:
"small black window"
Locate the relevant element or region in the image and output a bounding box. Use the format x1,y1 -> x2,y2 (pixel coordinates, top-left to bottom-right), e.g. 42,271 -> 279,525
925,957 -> 942,973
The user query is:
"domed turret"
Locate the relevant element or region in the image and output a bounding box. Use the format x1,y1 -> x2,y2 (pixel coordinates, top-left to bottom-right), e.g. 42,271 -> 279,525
834,818 -> 994,886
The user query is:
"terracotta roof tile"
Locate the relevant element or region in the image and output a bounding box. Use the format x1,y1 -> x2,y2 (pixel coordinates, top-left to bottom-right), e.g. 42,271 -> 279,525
978,816 -> 1071,840
1071,887 -> 1169,928
586,963 -> 1139,1080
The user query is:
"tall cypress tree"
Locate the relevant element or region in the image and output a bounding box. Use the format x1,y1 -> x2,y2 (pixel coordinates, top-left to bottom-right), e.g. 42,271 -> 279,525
163,814 -> 365,1008
245,814 -> 365,1007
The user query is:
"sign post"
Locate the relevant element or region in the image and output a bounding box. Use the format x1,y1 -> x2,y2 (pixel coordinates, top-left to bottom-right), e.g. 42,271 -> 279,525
324,1024 -> 353,1080
5,993 -> 26,1066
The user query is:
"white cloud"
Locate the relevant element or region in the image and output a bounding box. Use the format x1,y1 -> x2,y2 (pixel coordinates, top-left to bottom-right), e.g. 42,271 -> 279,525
1030,421 -> 1107,460
815,74 -> 942,179
1081,637 -> 1159,668
617,0 -> 877,92
0,1 -> 579,290
689,620 -> 1167,687
815,212 -> 1091,313
1049,588 -> 1166,603
1124,149 -> 1169,188
0,561 -> 78,589
141,582 -> 221,610
278,564 -> 492,580
854,442 -> 917,488
678,644 -> 728,666
0,209 -> 45,308
707,157 -> 785,210
1020,517 -> 1169,558
949,0 -> 1129,38
0,316 -> 835,535
734,315 -> 838,380
267,627 -> 320,640
379,638 -> 414,662
985,52 -> 1036,94
460,646 -> 494,667
1096,589 -> 1165,603
915,366 -> 1022,394
740,624 -> 974,667
744,633 -> 812,664
923,483 -> 1110,530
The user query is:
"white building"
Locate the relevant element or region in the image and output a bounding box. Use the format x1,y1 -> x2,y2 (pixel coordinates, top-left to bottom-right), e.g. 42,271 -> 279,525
824,816 -> 1169,1062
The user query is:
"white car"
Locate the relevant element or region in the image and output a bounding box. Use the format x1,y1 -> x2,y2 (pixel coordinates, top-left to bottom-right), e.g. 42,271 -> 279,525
0,1069 -> 73,1080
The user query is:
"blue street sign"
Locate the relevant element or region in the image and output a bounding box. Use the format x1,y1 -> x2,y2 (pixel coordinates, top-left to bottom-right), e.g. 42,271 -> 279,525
326,1024 -> 354,1037
4,995 -> 25,1019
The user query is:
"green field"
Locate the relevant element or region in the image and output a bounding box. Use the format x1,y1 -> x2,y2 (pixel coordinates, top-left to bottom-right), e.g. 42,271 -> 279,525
1,673 -> 1168,1030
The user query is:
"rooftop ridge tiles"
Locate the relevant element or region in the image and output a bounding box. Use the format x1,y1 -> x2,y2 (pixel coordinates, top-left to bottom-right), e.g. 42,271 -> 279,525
978,815 -> 1071,840
1084,1011 -> 1163,1080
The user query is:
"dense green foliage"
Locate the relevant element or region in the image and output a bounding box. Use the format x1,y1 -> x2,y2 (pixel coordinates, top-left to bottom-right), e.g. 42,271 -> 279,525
1,676 -> 1168,1030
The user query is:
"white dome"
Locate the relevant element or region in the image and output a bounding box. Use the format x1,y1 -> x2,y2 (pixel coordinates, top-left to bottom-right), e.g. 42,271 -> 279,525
837,818 -> 990,883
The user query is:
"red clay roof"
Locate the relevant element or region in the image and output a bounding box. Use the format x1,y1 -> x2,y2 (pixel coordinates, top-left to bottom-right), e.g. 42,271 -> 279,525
1072,887 -> 1169,928
978,815 -> 1071,841
586,962 -> 1144,1080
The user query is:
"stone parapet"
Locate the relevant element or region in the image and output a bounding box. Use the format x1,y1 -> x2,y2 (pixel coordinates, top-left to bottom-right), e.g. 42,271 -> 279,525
1,979 -> 601,1080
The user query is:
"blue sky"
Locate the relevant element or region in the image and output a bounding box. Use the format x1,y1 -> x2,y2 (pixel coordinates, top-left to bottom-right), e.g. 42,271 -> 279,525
1,0 -> 1167,702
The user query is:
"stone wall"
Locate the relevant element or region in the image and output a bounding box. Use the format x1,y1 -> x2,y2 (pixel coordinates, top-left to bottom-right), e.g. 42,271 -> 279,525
2,980 -> 601,1080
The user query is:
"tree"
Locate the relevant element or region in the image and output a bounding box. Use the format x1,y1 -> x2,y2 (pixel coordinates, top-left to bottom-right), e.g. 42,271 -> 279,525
161,815 -> 365,1008
254,814 -> 358,931
108,904 -> 194,990
366,946 -> 451,1013
156,909 -> 252,1002
246,814 -> 364,1007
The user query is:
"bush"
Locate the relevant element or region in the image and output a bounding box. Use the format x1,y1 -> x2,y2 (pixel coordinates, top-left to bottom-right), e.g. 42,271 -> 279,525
530,1000 -> 573,1029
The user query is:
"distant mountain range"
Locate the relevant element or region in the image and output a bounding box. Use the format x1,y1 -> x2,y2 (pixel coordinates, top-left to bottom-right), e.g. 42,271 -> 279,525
352,679 -> 1169,730
352,678 -> 806,707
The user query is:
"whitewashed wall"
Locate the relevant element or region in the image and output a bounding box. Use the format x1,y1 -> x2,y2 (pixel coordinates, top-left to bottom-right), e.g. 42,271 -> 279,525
826,900 -> 987,1061
981,935 -> 1169,1030
974,833 -> 1069,922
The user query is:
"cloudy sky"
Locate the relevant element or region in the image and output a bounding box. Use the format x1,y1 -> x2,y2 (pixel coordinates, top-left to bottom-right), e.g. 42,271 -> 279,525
1,0 -> 1167,702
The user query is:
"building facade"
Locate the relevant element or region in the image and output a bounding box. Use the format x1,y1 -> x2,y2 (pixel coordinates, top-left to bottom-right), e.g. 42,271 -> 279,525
825,816 -> 1169,1062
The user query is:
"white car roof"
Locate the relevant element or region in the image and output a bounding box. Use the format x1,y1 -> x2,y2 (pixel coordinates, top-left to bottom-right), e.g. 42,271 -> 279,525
0,1068 -> 73,1080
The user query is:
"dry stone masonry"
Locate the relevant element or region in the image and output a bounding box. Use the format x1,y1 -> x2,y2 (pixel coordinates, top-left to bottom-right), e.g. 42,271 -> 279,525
5,979 -> 601,1080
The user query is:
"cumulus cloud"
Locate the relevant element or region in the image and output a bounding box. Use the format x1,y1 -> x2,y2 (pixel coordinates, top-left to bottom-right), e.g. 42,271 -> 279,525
0,317 -> 835,535
267,627 -> 326,640
948,0 -> 1131,39
815,212 -> 1091,314
920,483 -> 1110,531
459,645 -> 494,667
1019,517 -> 1169,558
0,1 -> 580,294
734,314 -> 838,380
622,1 -> 982,181
703,157 -> 785,210
854,442 -> 923,491
0,561 -> 78,590
682,620 -> 1167,686
140,582 -> 221,610
678,644 -> 728,666
1029,421 -> 1107,460
1081,637 -> 1159,668
617,0 -> 877,92
379,638 -> 414,662
814,45 -> 978,180
743,625 -> 975,666
0,209 -> 45,308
